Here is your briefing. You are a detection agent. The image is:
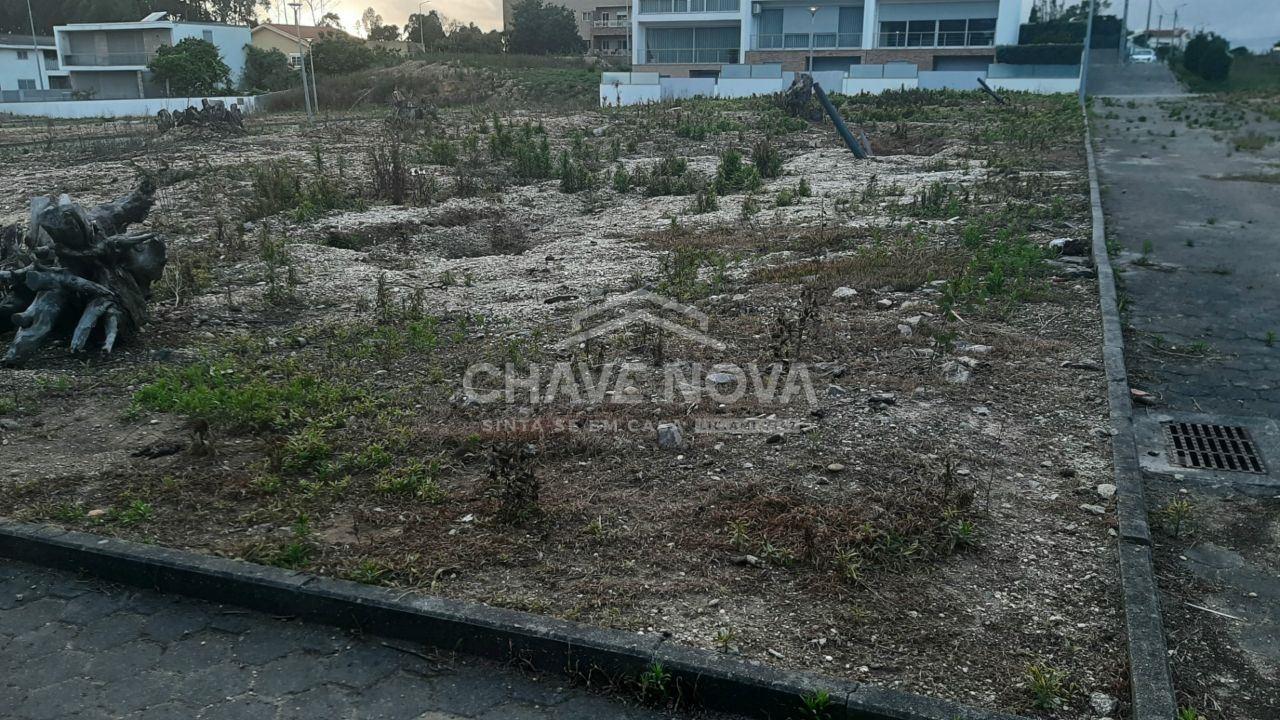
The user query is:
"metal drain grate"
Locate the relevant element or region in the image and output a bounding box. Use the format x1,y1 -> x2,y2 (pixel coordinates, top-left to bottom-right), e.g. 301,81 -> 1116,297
1164,422 -> 1267,474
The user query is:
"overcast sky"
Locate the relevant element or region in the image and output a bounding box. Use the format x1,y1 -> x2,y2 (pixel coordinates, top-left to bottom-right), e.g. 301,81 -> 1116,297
301,0 -> 1278,51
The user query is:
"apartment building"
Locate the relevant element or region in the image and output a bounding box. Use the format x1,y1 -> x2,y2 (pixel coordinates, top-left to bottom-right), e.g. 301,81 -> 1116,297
632,0 -> 1032,76
0,34 -> 66,97
52,12 -> 250,100
503,0 -> 632,57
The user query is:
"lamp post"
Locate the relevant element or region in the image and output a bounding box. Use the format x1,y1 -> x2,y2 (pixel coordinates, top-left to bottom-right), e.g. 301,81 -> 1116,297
808,6 -> 818,74
418,1 -> 431,57
1120,0 -> 1131,63
1079,0 -> 1095,104
25,0 -> 44,91
289,2 -> 313,121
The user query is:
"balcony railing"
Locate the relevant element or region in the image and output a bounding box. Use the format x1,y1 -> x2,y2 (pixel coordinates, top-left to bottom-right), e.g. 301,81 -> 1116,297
63,51 -> 156,66
638,0 -> 739,14
645,47 -> 739,63
877,31 -> 994,48
752,32 -> 861,50
593,19 -> 630,27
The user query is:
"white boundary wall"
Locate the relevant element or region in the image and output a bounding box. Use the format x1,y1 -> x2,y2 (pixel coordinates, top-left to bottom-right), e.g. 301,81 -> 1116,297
0,95 -> 256,119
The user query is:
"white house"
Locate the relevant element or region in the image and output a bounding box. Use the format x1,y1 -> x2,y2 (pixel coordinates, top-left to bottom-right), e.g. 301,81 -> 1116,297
53,12 -> 251,100
631,0 -> 1032,75
0,33 -> 65,98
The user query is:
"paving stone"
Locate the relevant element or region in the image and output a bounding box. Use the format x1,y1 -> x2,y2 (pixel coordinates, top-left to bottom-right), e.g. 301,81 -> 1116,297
14,677 -> 99,720
68,612 -> 147,652
140,608 -> 211,643
254,652 -> 332,696
1,561 -> 718,720
324,643 -> 412,689
198,696 -> 279,720
85,640 -> 164,683
5,648 -> 92,688
276,683 -> 356,719
177,661 -> 257,708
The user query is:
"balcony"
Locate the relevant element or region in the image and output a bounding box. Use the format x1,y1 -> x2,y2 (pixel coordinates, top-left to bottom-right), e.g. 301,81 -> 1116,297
62,51 -> 157,67
593,19 -> 630,28
638,0 -> 740,14
644,47 -> 739,63
752,32 -> 861,50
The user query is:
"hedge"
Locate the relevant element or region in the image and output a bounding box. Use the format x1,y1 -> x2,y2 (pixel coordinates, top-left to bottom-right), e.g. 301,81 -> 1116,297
996,44 -> 1084,65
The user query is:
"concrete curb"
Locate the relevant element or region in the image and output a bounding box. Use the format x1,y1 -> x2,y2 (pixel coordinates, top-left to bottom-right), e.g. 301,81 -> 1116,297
1081,104 -> 1179,720
0,520 -> 1026,720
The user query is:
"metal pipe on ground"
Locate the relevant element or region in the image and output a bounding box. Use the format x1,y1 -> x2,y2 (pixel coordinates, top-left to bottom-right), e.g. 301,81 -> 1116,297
812,82 -> 866,160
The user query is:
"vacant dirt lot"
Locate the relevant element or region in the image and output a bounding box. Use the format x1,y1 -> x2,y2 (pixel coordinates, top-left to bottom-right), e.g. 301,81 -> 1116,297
0,89 -> 1123,718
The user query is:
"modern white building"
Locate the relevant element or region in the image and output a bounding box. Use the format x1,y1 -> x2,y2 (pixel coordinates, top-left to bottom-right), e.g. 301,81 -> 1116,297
52,12 -> 251,100
631,0 -> 1032,75
0,33 -> 64,98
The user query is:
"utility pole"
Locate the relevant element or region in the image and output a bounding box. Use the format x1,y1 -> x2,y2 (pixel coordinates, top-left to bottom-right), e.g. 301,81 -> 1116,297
418,1 -> 431,57
308,41 -> 319,113
1120,0 -> 1131,63
807,5 -> 818,74
1145,0 -> 1153,35
25,0 -> 44,91
1079,0 -> 1096,104
289,2 -> 313,121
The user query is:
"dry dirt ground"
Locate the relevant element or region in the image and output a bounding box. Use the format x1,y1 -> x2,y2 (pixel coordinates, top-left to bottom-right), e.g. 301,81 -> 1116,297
1,91 -> 1124,718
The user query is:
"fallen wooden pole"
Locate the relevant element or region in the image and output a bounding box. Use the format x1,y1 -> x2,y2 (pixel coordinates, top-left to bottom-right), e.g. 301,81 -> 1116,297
812,82 -> 867,159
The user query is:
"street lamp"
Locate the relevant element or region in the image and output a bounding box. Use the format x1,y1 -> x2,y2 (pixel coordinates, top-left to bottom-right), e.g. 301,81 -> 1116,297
808,6 -> 818,74
288,2 -> 313,121
418,1 -> 431,57
25,0 -> 44,91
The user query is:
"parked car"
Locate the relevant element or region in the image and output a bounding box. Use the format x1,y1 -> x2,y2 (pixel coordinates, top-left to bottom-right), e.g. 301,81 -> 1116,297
1129,47 -> 1157,63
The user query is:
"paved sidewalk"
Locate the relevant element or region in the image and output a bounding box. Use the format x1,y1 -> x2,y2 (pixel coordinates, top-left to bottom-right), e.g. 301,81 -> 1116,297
1092,85 -> 1280,718
0,560 -> 696,720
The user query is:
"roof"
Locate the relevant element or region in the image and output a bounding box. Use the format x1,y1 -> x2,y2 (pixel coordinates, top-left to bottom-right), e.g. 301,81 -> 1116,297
0,33 -> 55,49
1145,28 -> 1188,38
253,23 -> 352,43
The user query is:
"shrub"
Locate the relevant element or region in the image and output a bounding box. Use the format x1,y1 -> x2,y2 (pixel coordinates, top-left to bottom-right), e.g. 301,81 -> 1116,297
1183,32 -> 1232,82
691,184 -> 718,213
557,151 -> 593,193
752,138 -> 783,179
715,149 -> 762,194
641,155 -> 701,197
612,164 -> 631,193
512,132 -> 553,180
241,46 -> 294,93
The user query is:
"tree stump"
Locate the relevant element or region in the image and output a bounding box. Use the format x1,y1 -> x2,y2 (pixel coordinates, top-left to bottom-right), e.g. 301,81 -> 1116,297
0,181 -> 167,366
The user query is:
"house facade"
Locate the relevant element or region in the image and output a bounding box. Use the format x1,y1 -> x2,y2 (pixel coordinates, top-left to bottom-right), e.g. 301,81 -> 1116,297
631,0 -> 1032,76
0,34 -> 65,98
52,12 -> 250,100
251,23 -> 348,68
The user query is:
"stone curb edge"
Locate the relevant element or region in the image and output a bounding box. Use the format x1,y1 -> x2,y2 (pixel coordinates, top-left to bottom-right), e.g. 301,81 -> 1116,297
0,519 -> 1026,720
1081,102 -> 1179,720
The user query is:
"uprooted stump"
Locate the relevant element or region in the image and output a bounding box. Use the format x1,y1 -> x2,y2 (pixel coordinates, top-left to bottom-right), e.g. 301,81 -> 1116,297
0,181 -> 166,366
156,99 -> 245,134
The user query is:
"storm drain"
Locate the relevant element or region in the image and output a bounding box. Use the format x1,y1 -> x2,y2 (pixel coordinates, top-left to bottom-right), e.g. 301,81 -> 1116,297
1164,422 -> 1266,474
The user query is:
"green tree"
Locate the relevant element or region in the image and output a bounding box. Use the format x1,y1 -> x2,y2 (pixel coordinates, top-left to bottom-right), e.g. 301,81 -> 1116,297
1183,32 -> 1232,82
241,45 -> 293,92
507,0 -> 585,55
368,24 -> 401,41
148,38 -> 231,96
406,11 -> 446,50
308,31 -> 377,74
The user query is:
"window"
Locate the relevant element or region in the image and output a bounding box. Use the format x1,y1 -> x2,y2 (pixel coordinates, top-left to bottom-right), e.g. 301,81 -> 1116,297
907,20 -> 936,47
18,79 -> 36,90
289,53 -> 302,67
646,26 -> 739,64
202,30 -> 213,42
938,19 -> 967,47
879,21 -> 906,48
967,18 -> 996,46
757,9 -> 783,48
17,50 -> 28,59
